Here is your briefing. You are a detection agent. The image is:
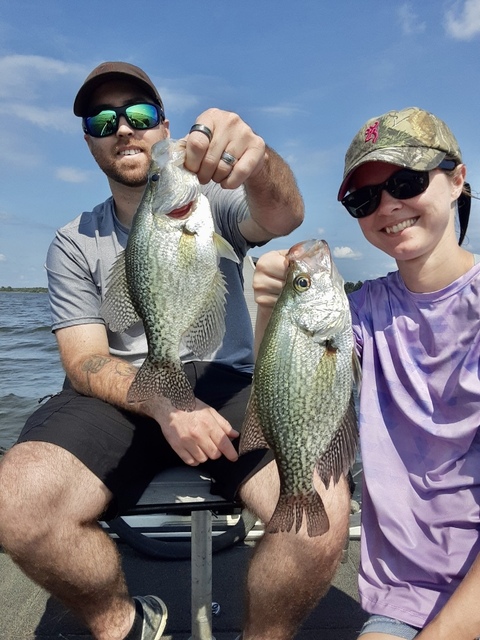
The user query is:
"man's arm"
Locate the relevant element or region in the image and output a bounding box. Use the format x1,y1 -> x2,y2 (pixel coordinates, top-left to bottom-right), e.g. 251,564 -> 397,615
240,145 -> 304,243
56,323 -> 239,466
185,109 -> 304,243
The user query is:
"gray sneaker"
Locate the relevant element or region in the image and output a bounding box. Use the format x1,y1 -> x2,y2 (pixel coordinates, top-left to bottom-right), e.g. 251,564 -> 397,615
134,595 -> 168,640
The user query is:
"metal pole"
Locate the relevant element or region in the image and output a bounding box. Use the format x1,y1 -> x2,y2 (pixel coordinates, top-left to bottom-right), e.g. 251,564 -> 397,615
190,509 -> 214,640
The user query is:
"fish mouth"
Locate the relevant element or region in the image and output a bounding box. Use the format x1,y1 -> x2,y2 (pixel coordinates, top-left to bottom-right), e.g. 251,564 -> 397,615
287,238 -> 345,291
166,201 -> 194,219
287,239 -> 330,263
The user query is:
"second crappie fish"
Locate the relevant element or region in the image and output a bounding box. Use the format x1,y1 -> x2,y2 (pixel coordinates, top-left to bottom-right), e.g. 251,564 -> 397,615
101,138 -> 239,410
240,239 -> 359,537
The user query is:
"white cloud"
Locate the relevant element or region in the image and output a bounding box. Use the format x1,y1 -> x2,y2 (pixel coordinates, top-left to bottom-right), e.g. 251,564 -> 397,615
0,211 -> 14,223
0,254 -> 6,262
55,167 -> 91,183
333,246 -> 362,260
157,86 -> 199,115
287,148 -> 332,176
445,0 -> 480,40
0,54 -> 84,100
0,101 -> 75,133
256,104 -> 304,118
0,55 -> 83,132
397,3 -> 426,35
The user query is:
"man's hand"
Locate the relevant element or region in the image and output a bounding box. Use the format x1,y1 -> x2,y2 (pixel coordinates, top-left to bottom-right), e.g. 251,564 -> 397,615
149,396 -> 240,466
185,108 -> 266,189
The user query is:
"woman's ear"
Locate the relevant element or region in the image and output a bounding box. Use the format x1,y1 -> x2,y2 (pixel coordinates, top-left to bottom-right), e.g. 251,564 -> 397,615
451,164 -> 466,201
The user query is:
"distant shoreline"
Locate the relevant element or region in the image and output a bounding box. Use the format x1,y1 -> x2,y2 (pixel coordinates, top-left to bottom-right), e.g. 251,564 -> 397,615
0,287 -> 47,293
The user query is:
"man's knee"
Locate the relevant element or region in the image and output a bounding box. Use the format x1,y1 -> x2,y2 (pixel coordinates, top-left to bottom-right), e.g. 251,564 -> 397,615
0,442 -> 110,548
239,460 -> 280,522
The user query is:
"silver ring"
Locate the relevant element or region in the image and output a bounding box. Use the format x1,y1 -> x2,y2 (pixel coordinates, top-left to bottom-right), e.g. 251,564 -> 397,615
220,151 -> 237,167
189,123 -> 213,142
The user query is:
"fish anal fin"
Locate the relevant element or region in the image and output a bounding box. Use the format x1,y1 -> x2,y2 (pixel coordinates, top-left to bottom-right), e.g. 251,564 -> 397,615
239,393 -> 269,455
127,358 -> 196,411
315,393 -> 359,489
267,490 -> 329,538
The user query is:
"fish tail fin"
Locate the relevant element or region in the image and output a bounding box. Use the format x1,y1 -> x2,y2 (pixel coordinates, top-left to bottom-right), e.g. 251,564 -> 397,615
127,358 -> 196,411
267,490 -> 329,538
267,494 -> 295,535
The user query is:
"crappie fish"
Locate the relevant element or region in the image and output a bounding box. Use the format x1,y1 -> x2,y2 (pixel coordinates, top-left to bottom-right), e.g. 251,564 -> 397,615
101,138 -> 239,410
240,239 -> 359,537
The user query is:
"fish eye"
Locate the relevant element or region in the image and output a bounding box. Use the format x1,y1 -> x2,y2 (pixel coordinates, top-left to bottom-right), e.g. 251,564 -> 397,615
293,273 -> 311,293
150,173 -> 160,182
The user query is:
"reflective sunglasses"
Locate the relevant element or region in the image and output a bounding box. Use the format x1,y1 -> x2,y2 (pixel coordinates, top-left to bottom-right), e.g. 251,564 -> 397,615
341,159 -> 457,219
82,102 -> 164,138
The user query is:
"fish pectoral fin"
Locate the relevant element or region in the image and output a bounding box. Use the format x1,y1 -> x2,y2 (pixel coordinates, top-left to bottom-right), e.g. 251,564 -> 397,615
127,358 -> 196,411
239,392 -> 270,455
213,232 -> 240,264
315,393 -> 359,488
182,270 -> 227,358
268,490 -> 329,537
100,251 -> 140,332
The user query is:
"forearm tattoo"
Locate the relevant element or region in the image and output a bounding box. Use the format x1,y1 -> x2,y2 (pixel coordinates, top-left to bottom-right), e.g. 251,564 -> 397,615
82,355 -> 111,374
80,355 -> 137,397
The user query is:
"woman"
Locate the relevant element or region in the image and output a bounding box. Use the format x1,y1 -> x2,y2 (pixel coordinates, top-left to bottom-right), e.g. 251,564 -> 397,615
254,107 -> 480,639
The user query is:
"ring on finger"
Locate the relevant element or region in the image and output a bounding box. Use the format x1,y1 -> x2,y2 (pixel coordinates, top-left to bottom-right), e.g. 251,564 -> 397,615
189,123 -> 213,142
220,151 -> 237,167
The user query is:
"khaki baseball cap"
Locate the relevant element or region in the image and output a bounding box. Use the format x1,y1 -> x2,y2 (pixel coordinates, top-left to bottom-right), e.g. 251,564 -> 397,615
73,61 -> 164,117
337,107 -> 462,200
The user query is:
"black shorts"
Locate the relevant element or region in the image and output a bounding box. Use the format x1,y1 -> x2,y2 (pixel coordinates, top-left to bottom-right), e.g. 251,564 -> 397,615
18,361 -> 273,519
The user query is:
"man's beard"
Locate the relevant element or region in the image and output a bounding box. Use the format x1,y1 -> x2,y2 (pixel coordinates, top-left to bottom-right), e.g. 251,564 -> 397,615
103,163 -> 149,188
91,146 -> 151,188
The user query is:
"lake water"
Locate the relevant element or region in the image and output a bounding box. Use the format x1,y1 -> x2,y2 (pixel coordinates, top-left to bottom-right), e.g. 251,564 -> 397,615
0,293 -> 64,450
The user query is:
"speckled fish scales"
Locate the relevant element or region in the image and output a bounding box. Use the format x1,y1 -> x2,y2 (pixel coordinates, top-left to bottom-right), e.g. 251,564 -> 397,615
101,138 -> 239,410
240,239 -> 359,536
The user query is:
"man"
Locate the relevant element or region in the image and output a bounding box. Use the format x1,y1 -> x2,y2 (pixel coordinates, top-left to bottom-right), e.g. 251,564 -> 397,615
0,62 -> 349,640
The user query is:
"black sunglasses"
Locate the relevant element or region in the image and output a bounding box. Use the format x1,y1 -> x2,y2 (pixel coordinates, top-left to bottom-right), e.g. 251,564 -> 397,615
82,102 -> 165,138
341,159 -> 458,219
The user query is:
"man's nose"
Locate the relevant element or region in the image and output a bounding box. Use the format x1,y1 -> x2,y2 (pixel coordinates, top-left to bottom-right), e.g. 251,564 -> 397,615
116,115 -> 133,135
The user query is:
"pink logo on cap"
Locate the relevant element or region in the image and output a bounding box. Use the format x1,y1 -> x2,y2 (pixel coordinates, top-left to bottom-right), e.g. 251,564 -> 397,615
365,121 -> 379,144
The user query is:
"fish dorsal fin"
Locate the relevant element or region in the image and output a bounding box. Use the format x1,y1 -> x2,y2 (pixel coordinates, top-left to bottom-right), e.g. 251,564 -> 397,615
100,251 -> 140,332
182,269 -> 228,357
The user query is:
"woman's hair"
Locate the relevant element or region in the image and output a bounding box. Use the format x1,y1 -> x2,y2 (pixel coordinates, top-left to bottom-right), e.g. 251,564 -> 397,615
443,160 -> 472,246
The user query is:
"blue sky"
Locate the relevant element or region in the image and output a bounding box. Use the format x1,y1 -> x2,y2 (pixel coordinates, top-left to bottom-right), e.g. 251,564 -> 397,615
2,0 -> 480,287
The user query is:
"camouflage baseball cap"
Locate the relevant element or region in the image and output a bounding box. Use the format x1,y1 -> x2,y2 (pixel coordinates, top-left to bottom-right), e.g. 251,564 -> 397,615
337,107 -> 462,200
